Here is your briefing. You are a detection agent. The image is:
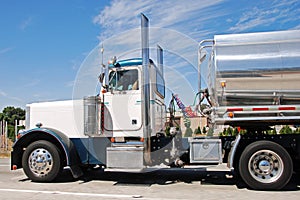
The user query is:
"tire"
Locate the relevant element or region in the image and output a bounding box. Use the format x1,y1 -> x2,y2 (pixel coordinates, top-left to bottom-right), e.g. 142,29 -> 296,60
239,140 -> 293,190
22,140 -> 63,182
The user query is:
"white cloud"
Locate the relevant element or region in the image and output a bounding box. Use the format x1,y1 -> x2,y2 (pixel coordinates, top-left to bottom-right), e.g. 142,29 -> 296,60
94,0 -> 225,40
0,89 -> 23,104
292,24 -> 300,30
72,27 -> 201,99
70,59 -> 80,71
229,0 -> 300,32
90,0 -> 300,105
0,47 -> 13,55
65,80 -> 75,88
0,90 -> 7,97
20,16 -> 33,31
24,79 -> 40,87
87,0 -> 228,104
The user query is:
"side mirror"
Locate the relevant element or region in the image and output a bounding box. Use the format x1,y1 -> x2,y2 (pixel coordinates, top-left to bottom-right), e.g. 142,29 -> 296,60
98,73 -> 104,83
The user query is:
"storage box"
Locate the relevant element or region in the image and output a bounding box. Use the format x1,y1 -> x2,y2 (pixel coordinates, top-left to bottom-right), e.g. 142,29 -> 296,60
189,138 -> 222,164
106,146 -> 144,169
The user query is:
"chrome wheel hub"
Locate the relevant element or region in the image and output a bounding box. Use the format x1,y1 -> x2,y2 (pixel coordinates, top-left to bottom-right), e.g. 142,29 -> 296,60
28,148 -> 53,177
258,160 -> 271,172
248,150 -> 283,183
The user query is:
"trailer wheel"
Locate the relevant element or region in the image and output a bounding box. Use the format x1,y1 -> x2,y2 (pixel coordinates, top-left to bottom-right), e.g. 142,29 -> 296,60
22,140 -> 63,182
239,140 -> 293,190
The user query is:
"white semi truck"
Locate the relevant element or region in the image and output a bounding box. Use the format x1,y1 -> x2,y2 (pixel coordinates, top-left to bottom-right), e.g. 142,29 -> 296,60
11,14 -> 300,190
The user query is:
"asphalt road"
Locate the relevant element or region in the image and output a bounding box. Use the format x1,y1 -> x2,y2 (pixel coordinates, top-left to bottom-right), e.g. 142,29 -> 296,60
0,158 -> 299,200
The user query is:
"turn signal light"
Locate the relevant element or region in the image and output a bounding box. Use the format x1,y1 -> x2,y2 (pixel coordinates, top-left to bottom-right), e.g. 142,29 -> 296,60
221,81 -> 226,88
228,112 -> 234,118
110,137 -> 115,143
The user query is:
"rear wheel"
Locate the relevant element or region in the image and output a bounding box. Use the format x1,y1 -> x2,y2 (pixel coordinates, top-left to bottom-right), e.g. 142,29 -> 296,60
239,140 -> 293,190
22,140 -> 63,182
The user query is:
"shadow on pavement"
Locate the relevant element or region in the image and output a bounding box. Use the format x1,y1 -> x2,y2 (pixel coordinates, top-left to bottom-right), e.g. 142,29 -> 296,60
51,167 -> 300,191
55,167 -> 236,186
85,168 -> 236,186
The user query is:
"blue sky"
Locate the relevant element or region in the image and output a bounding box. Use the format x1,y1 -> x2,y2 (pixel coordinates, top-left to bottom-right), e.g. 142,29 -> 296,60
0,0 -> 300,111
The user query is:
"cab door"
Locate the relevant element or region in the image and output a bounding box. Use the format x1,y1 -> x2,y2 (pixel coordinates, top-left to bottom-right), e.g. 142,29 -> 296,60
103,68 -> 142,137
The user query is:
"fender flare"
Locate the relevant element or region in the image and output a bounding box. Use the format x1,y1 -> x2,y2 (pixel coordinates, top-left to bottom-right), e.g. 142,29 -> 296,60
11,128 -> 81,169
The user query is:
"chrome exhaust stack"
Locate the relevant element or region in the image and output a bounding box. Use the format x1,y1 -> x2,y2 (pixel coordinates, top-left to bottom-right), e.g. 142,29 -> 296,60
157,45 -> 163,77
141,13 -> 152,164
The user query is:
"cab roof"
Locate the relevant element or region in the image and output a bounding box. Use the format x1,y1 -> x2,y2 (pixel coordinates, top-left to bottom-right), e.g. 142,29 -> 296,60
109,58 -> 154,68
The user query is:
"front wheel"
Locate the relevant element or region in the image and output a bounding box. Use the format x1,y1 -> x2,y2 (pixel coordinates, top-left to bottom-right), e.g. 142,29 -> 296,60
238,140 -> 293,190
22,140 -> 63,182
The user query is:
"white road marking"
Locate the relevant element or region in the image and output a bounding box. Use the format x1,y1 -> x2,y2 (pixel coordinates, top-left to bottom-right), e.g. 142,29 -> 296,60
0,188 -> 142,199
0,165 -> 10,167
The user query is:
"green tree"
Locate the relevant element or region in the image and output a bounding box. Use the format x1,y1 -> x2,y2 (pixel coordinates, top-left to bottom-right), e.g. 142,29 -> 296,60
294,127 -> 300,134
233,127 -> 239,136
279,125 -> 293,134
239,129 -> 247,135
221,127 -> 227,136
267,128 -> 277,135
207,128 -> 214,136
184,122 -> 193,137
226,127 -> 233,136
200,104 -> 209,112
202,126 -> 207,134
0,113 -> 4,120
165,126 -> 170,137
194,126 -> 202,135
0,106 -> 25,141
184,127 -> 193,137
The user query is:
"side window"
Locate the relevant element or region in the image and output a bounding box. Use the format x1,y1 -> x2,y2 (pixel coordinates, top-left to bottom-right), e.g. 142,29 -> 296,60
109,69 -> 139,91
109,71 -> 117,89
156,71 -> 165,98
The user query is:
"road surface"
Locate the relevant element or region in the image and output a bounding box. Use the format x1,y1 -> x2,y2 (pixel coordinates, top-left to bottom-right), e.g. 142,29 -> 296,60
0,158 -> 299,200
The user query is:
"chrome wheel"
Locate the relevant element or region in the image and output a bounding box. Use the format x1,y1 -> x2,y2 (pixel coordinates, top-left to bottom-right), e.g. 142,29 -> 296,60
22,140 -> 62,182
239,141 -> 293,190
28,148 -> 53,177
248,150 -> 284,184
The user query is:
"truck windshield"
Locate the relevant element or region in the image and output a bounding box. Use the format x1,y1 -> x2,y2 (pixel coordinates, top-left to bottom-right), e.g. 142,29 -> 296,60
109,69 -> 139,91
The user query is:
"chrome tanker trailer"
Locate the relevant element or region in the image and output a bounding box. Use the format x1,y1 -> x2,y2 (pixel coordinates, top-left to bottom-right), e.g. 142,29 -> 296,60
199,30 -> 300,129
198,29 -> 300,189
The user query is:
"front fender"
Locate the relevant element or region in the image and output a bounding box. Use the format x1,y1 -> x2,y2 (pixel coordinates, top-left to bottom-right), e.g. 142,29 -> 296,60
11,128 -> 81,170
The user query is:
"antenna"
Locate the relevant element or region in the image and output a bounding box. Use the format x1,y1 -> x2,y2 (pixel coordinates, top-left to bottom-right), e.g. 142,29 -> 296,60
101,44 -> 104,67
98,44 -> 108,87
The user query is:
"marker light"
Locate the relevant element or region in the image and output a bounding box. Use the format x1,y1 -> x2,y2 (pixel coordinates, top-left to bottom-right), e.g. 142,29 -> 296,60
110,137 -> 115,143
221,81 -> 226,88
228,112 -> 234,118
35,123 -> 43,128
108,56 -> 117,65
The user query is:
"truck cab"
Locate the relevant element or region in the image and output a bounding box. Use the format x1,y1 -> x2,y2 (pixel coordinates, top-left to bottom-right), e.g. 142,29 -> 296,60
96,58 -> 166,139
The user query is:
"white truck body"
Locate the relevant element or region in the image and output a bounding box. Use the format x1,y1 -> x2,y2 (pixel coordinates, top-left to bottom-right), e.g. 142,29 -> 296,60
26,100 -> 85,138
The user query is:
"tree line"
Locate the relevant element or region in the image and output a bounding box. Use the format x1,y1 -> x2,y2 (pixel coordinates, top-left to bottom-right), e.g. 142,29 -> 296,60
0,106 -> 25,141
